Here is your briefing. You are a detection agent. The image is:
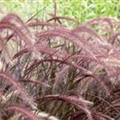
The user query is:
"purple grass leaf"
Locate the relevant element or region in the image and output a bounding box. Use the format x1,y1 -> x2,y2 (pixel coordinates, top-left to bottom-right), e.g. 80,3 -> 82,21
4,105 -> 40,120
20,79 -> 51,88
38,94 -> 93,120
93,111 -> 114,120
0,72 -> 34,106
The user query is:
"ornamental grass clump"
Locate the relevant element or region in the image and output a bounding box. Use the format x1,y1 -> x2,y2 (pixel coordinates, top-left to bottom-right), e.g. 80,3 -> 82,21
0,1 -> 120,120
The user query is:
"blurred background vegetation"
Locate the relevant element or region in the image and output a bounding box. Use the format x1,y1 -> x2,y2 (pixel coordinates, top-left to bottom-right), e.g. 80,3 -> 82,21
0,0 -> 119,25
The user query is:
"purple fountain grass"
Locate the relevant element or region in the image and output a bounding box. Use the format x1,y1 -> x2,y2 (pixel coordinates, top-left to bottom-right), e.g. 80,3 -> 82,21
4,105 -> 40,120
0,2 -> 120,120
0,72 -> 34,106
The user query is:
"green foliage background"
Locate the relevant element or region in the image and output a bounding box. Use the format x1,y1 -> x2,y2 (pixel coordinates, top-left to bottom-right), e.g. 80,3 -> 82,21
0,0 -> 120,23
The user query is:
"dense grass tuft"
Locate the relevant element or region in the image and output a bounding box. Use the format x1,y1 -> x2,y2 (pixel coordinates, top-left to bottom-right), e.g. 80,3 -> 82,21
0,2 -> 120,120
